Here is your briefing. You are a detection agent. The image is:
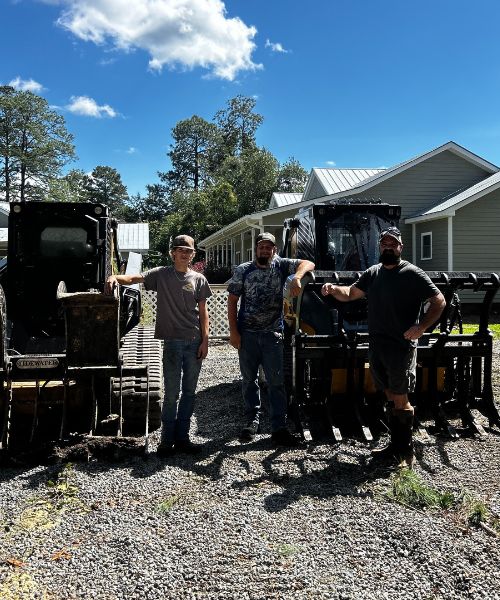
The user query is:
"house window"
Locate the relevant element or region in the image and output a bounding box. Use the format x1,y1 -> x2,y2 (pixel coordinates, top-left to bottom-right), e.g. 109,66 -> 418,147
421,232 -> 432,260
246,249 -> 253,262
235,251 -> 241,265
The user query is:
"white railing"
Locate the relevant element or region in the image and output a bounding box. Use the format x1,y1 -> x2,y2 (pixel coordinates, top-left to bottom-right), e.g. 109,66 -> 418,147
141,284 -> 230,339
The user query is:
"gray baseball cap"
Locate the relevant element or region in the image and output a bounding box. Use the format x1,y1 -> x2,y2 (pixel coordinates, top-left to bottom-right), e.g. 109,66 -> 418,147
255,232 -> 276,246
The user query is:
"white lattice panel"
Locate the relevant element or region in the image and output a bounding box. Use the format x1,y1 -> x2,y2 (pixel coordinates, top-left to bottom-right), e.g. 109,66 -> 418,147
140,284 -> 229,339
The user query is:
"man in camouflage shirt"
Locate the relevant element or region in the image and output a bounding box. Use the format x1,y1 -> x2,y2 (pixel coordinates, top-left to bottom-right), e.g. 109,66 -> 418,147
227,232 -> 315,446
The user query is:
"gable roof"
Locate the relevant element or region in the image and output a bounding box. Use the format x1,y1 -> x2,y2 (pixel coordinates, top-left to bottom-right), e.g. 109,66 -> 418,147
314,142 -> 498,205
406,170 -> 500,223
269,192 -> 303,208
199,141 -> 499,248
302,168 -> 385,201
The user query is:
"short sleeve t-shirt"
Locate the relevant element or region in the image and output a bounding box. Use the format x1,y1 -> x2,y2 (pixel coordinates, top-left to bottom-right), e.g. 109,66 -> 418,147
226,256 -> 300,332
142,267 -> 212,340
354,260 -> 440,347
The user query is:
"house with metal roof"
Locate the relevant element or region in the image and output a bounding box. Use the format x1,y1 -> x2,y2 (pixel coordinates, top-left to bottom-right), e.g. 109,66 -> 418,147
198,141 -> 500,276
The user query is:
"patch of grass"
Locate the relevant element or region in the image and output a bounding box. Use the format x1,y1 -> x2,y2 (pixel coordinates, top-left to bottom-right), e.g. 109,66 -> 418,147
275,543 -> 302,558
385,475 -> 499,536
0,571 -> 51,600
387,469 -> 455,510
18,463 -> 88,531
156,495 -> 181,513
457,490 -> 492,527
453,323 -> 500,339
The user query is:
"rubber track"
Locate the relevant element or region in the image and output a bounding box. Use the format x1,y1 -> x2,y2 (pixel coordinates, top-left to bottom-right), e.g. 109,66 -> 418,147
111,325 -> 163,431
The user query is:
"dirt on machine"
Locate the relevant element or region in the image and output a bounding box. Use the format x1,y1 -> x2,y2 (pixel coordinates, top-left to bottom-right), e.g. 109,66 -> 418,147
282,200 -> 500,442
0,201 -> 163,458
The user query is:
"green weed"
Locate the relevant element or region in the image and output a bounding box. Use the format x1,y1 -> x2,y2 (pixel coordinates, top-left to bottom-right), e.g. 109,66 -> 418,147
457,490 -> 489,526
156,495 -> 181,513
387,469 -> 455,510
275,543 -> 302,558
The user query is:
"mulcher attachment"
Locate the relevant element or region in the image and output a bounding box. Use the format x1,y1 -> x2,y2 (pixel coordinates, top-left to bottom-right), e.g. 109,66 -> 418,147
0,290 -> 157,454
287,271 -> 500,442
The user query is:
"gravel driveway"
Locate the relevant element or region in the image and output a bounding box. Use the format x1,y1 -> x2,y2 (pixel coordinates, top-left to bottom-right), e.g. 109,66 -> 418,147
1,342 -> 499,600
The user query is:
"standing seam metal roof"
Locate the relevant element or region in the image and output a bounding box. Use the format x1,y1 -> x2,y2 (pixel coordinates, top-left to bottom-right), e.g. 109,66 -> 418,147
117,223 -> 149,251
269,192 -> 304,207
309,168 -> 385,197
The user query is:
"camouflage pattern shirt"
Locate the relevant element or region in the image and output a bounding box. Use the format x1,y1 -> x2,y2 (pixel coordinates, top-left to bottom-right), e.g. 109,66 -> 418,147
227,257 -> 300,332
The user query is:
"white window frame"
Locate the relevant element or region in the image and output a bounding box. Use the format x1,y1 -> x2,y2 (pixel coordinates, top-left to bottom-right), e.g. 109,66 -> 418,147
235,251 -> 241,265
246,248 -> 252,262
421,232 -> 432,260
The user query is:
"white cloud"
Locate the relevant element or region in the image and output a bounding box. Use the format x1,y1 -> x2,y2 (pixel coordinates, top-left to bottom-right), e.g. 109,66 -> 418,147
8,76 -> 45,93
126,146 -> 137,154
326,160 -> 337,167
66,95 -> 117,118
265,39 -> 288,53
55,0 -> 261,81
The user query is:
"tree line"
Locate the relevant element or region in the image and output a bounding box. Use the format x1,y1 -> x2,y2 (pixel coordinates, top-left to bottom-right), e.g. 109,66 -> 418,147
0,87 -> 307,265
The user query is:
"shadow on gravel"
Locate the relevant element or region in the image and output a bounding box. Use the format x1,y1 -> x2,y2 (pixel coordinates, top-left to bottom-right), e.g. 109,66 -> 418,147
135,380 -> 391,510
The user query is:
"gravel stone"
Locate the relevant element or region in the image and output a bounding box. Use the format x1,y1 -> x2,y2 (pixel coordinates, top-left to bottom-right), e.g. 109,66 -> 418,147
1,340 -> 499,599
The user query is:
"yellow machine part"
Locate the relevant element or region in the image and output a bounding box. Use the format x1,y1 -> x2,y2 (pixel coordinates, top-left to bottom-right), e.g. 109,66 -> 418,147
0,380 -> 86,416
330,366 -> 446,394
330,366 -> 377,395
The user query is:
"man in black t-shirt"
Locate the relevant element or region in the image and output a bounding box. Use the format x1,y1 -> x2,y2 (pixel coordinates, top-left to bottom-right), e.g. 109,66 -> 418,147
321,227 -> 445,468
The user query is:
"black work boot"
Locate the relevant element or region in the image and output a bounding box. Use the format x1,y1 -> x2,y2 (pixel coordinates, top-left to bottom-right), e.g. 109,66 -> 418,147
391,408 -> 415,469
370,404 -> 397,463
239,420 -> 261,442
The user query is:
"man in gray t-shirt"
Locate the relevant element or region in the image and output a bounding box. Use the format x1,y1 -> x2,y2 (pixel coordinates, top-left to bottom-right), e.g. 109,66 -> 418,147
321,227 -> 445,468
106,234 -> 211,457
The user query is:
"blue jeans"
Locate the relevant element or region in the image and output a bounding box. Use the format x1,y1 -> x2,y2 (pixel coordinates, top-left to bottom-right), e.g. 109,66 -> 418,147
238,330 -> 287,432
161,339 -> 202,443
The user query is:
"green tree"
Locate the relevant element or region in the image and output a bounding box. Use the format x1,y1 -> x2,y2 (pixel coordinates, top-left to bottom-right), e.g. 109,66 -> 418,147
81,166 -> 129,217
214,95 -> 263,156
277,157 -> 308,193
0,86 -> 76,201
124,183 -> 170,222
217,147 -> 279,215
145,182 -> 238,268
160,116 -> 221,193
45,169 -> 86,202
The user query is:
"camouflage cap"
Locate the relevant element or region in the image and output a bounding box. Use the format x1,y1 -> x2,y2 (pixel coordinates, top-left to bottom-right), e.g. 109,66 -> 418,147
378,227 -> 402,244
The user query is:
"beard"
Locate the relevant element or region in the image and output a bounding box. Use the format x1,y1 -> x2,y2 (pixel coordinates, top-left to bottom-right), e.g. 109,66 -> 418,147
256,256 -> 270,266
379,250 -> 401,265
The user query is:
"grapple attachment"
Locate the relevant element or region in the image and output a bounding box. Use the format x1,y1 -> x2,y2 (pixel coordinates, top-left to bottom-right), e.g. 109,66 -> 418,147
285,271 -> 500,442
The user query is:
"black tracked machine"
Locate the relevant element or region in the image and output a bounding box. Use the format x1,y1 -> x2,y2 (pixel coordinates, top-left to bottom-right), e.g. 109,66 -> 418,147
282,201 -> 500,442
0,202 -> 163,454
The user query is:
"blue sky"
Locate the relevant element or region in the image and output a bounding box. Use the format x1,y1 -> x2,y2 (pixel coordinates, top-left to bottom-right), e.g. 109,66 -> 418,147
2,0 -> 500,197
